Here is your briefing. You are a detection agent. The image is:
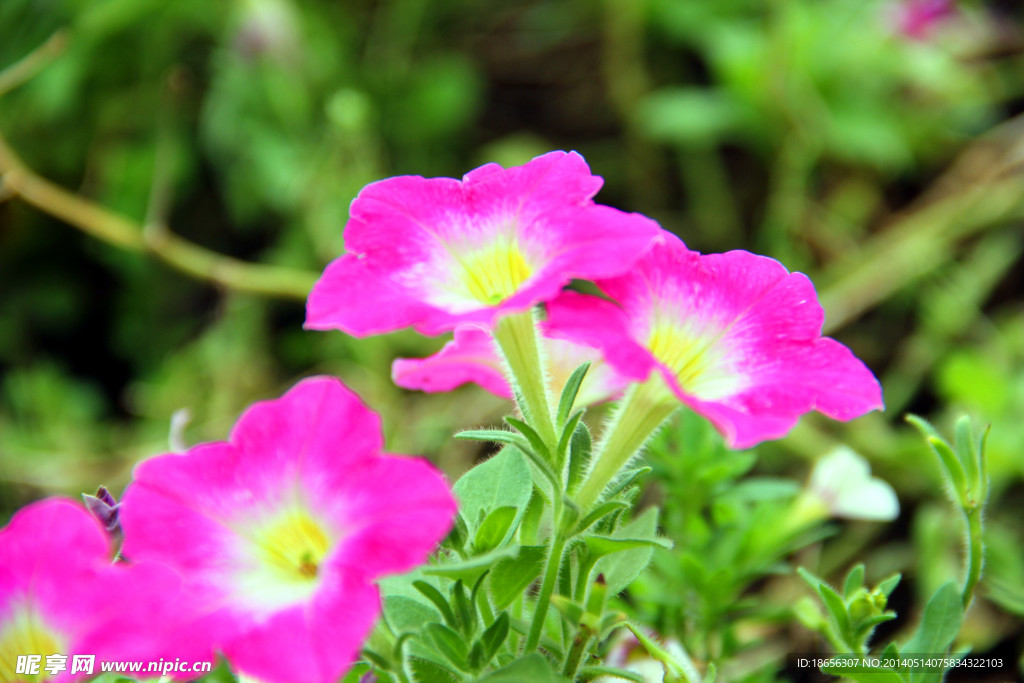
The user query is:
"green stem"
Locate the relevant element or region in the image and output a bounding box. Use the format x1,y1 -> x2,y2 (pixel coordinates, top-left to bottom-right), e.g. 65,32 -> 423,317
492,310 -> 559,450
0,131 -> 317,300
524,496 -> 566,654
574,380 -> 677,512
0,31 -> 67,98
562,632 -> 593,679
962,504 -> 984,609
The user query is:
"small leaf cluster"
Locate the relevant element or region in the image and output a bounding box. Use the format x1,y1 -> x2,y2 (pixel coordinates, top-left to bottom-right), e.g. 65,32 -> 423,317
629,412 -> 829,670
351,363 -> 671,681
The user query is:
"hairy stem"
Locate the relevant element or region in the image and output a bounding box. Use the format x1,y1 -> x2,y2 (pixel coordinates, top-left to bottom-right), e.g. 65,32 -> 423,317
562,631 -> 593,679
575,379 -> 677,512
524,495 -> 565,654
962,503 -> 984,609
492,310 -> 559,451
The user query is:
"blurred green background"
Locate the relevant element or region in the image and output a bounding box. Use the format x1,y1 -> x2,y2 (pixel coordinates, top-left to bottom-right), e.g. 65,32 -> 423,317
1,0 -> 1023,679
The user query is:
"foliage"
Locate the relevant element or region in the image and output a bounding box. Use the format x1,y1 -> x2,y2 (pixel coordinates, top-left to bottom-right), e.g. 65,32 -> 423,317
2,0 -> 1024,681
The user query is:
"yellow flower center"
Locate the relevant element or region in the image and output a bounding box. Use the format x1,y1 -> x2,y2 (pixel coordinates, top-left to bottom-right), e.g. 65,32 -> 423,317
458,241 -> 533,305
0,603 -> 66,683
252,508 -> 332,584
646,321 -> 742,400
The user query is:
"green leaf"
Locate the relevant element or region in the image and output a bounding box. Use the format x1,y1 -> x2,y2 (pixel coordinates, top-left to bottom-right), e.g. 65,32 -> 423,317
425,623 -> 469,670
474,653 -> 569,682
578,665 -> 644,682
505,416 -> 551,459
927,436 -> 968,501
585,534 -> 673,559
362,648 -> 391,671
520,488 -> 545,544
844,564 -> 866,599
413,581 -> 457,628
557,361 -> 591,425
423,546 -> 520,583
797,566 -> 826,592
594,507 -> 661,593
467,641 -> 485,671
489,545 -> 546,609
508,617 -> 565,659
455,429 -> 529,450
339,663 -> 373,683
556,409 -> 586,465
550,594 -> 585,625
567,420 -> 593,494
383,594 -> 441,635
574,501 -> 629,535
604,467 -> 652,501
906,415 -> 967,501
954,416 -> 981,496
817,583 -> 852,642
474,506 -> 519,553
877,573 -> 902,598
854,612 -> 897,637
452,580 -> 475,635
408,655 -> 461,683
453,446 -> 532,536
901,581 -> 963,657
480,612 -> 511,661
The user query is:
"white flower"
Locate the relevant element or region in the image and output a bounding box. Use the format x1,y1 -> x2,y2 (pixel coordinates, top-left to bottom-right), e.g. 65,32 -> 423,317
808,447 -> 900,521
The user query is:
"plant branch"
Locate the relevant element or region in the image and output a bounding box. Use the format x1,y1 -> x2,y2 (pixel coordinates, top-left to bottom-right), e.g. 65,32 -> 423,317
0,31 -> 68,97
0,129 -> 318,301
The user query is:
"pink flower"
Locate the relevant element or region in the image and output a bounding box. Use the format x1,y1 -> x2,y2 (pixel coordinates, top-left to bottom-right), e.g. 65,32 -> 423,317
392,325 -> 631,407
546,235 -> 883,449
305,151 -> 662,336
892,0 -> 956,40
119,377 -> 457,683
0,499 -> 207,682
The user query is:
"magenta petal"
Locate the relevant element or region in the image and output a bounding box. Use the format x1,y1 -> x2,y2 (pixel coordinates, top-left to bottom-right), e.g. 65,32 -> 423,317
392,326 -> 512,398
223,575 -> 380,683
0,499 -> 213,680
545,291 -> 657,383
305,151 -> 662,336
325,455 -> 458,582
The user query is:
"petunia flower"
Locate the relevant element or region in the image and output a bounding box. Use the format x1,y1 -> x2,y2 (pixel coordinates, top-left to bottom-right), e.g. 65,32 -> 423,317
0,498 -> 208,683
305,151 -> 662,337
391,325 -> 631,408
548,234 -> 884,451
119,377 -> 457,683
805,447 -> 900,521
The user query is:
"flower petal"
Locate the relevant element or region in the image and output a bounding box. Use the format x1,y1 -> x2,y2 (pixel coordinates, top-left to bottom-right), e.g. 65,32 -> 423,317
392,327 -> 511,398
